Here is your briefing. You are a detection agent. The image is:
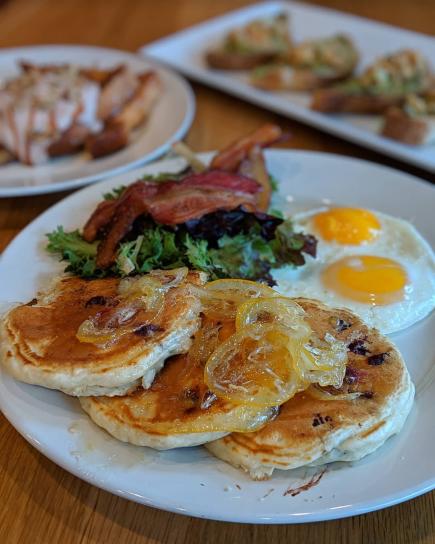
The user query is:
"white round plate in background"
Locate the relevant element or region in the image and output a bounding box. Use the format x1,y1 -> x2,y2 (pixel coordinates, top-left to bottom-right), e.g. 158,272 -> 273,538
0,45 -> 195,197
0,150 -> 434,523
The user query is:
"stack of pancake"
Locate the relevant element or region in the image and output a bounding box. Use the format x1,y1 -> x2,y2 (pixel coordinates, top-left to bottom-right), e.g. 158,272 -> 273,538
0,269 -> 414,480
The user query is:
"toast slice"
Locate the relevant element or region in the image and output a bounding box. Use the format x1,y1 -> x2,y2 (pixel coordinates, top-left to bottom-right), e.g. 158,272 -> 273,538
251,34 -> 358,91
206,13 -> 292,70
311,49 -> 431,113
381,90 -> 435,145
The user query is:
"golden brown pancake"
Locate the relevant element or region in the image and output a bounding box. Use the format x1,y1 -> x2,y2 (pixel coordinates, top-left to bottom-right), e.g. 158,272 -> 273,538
0,271 -> 205,396
205,298 -> 414,479
80,318 -> 277,449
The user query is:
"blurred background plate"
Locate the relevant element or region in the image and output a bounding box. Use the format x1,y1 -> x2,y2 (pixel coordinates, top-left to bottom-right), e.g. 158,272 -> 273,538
0,45 -> 195,197
141,1 -> 435,173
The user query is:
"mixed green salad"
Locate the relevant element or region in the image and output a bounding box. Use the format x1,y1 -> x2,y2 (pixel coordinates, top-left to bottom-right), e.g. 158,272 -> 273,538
46,172 -> 316,285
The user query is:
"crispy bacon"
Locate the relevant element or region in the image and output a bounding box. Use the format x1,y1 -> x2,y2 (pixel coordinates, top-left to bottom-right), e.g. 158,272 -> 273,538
210,123 -> 283,172
83,124 -> 285,269
147,186 -> 257,225
162,170 -> 260,195
97,183 -> 156,268
238,146 -> 271,211
83,181 -> 158,242
83,200 -> 117,242
89,171 -> 260,268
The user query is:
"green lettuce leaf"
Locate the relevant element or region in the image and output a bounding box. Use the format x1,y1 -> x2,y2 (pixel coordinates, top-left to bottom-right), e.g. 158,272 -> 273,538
46,227 -> 103,278
46,217 -> 315,285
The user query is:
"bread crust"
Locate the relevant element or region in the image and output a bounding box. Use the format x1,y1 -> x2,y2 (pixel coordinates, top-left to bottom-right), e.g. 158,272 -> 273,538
382,107 -> 431,145
311,88 -> 403,113
252,66 -> 353,92
206,50 -> 276,70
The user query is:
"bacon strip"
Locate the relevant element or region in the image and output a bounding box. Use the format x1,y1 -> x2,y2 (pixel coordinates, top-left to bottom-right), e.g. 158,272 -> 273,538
83,124 -> 285,269
210,123 -> 283,172
147,187 -> 257,225
238,146 -> 271,212
83,181 -> 158,242
84,171 -> 260,268
96,183 -> 156,268
159,170 -> 260,195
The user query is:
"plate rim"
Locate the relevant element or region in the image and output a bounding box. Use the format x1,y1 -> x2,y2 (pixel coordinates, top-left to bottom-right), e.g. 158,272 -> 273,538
0,44 -> 196,198
0,149 -> 434,523
0,382 -> 434,524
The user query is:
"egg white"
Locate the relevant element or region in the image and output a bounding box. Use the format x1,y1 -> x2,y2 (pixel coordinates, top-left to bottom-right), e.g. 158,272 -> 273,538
273,208 -> 435,334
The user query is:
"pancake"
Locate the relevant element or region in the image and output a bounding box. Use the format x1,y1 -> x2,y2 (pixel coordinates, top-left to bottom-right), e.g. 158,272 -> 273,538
80,318 -> 277,449
205,298 -> 414,480
0,270 -> 205,396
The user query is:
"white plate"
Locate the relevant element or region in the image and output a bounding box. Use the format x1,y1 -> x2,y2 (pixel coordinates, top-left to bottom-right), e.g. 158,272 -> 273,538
0,150 -> 434,523
140,1 -> 435,173
0,45 -> 195,197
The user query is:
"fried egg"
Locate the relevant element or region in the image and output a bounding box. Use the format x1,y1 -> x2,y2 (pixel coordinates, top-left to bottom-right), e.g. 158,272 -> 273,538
273,207 -> 435,334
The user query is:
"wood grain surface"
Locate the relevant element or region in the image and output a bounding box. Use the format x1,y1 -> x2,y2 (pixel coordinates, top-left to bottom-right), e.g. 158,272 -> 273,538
0,1 -> 434,543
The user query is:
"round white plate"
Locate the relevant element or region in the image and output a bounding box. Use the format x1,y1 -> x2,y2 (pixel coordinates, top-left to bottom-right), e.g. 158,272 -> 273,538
0,150 -> 434,523
0,45 -> 195,197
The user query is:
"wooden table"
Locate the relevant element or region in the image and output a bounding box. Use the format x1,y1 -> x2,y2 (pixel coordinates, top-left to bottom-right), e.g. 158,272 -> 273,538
0,1 -> 434,542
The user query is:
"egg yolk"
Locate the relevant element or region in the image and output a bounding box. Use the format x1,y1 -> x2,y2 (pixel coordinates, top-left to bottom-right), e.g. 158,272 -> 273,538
322,255 -> 409,305
313,208 -> 380,245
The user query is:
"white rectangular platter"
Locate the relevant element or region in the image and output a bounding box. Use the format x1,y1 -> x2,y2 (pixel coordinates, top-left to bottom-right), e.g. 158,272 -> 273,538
140,1 -> 435,173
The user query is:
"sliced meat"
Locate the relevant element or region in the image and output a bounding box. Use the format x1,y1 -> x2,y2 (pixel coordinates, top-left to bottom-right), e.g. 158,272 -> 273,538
47,123 -> 90,157
97,66 -> 139,121
2,62 -> 102,165
86,124 -> 129,158
1,62 -> 163,166
107,71 -> 161,132
170,170 -> 260,194
0,145 -> 14,165
210,124 -> 283,171
18,61 -> 68,74
19,61 -> 121,86
80,65 -> 123,86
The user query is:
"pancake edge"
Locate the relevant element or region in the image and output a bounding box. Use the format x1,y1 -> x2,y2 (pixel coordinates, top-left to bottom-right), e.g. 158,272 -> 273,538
0,306 -> 201,396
